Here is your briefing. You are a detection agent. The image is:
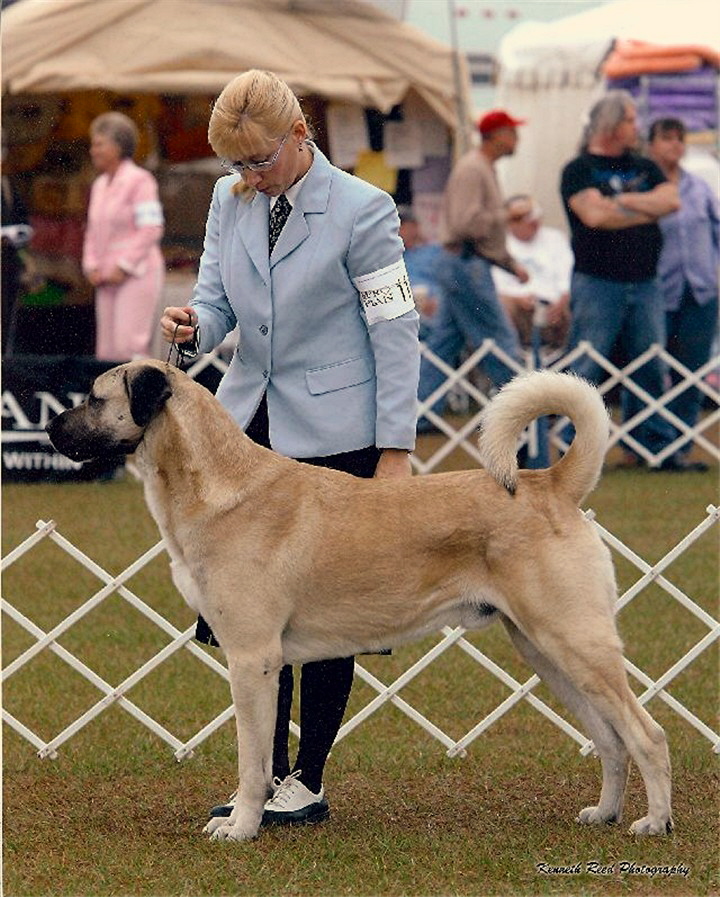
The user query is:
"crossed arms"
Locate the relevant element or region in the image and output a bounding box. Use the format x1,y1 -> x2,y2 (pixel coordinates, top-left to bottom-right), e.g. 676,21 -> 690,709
569,182 -> 680,230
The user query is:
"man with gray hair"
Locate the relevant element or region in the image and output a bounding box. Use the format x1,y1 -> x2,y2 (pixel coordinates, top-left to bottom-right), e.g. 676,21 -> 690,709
560,90 -> 695,471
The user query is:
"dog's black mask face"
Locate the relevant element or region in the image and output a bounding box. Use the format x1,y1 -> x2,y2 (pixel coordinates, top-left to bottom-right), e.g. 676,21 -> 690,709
46,363 -> 173,462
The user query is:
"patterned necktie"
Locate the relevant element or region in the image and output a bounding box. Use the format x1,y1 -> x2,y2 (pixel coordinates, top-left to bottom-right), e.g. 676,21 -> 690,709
269,194 -> 292,253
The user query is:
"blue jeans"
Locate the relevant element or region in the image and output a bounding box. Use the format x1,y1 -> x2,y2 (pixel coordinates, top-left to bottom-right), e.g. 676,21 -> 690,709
666,285 -> 719,454
418,251 -> 521,414
564,272 -> 675,455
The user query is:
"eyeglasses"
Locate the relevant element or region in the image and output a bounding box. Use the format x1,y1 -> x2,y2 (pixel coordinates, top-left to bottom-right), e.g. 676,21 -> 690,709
221,132 -> 290,176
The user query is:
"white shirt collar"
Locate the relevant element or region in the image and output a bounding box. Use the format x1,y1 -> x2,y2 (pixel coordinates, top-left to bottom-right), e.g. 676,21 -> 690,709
270,146 -> 314,209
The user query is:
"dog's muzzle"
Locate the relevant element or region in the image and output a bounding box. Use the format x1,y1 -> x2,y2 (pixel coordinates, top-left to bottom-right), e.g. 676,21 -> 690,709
46,412 -> 139,462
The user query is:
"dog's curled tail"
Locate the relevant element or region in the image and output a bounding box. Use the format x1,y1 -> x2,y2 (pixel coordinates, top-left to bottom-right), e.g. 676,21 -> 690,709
479,371 -> 610,504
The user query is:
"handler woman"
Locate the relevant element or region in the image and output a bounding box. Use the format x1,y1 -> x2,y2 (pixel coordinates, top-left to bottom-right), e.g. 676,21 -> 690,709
161,70 -> 420,829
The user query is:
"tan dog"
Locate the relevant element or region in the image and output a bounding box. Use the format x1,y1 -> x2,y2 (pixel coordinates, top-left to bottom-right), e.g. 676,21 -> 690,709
46,361 -> 673,842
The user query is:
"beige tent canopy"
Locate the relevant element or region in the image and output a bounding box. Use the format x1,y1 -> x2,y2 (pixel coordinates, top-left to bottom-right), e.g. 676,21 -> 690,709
1,0 -> 471,144
1,0 -> 472,348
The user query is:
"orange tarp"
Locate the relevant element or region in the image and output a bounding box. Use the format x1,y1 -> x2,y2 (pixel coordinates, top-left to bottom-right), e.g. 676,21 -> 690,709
602,40 -> 720,78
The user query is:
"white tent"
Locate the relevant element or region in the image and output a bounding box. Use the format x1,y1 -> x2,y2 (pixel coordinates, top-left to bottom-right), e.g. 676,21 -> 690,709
495,0 -> 719,228
1,0 -> 472,146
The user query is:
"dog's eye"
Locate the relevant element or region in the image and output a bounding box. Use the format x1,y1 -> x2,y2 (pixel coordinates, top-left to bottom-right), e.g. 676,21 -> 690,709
88,394 -> 102,409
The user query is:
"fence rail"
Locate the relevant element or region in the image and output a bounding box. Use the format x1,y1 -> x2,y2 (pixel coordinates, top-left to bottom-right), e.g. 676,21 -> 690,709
3,344 -> 719,760
415,340 -> 720,472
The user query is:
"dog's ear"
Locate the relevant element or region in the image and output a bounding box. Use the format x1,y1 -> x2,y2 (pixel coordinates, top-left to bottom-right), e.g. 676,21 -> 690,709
126,366 -> 172,427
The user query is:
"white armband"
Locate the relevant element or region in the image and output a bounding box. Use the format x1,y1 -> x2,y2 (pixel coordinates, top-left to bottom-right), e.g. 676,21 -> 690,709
134,200 -> 164,228
353,259 -> 415,325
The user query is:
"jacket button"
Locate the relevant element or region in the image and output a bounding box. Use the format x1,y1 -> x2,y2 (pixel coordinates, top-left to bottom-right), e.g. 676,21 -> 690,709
259,324 -> 269,335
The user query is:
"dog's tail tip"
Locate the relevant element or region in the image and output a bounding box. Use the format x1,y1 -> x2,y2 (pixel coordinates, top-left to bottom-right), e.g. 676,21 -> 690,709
479,445 -> 519,496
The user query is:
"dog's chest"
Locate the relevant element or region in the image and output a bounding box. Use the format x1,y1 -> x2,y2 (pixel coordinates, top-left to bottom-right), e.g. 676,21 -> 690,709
138,471 -> 210,616
168,555 -> 205,615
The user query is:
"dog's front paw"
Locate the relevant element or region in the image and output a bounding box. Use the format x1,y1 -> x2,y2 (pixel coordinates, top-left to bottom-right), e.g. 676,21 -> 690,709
203,809 -> 261,842
576,805 -> 618,826
203,816 -> 225,837
629,814 -> 674,836
210,821 -> 259,842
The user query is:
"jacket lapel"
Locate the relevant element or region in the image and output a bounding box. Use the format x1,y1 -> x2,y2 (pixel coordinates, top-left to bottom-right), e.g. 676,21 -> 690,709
238,192 -> 271,285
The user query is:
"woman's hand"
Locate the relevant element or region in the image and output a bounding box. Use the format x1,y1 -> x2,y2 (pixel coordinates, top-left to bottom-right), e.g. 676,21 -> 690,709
374,448 -> 412,479
105,265 -> 129,285
86,266 -> 128,287
161,306 -> 197,344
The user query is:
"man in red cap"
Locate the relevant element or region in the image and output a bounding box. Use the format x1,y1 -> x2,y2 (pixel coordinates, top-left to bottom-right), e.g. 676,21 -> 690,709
478,108 -> 526,137
417,108 -> 531,438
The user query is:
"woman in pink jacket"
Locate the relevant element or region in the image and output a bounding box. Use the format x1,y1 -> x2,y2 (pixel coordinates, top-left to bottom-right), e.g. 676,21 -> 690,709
83,112 -> 165,360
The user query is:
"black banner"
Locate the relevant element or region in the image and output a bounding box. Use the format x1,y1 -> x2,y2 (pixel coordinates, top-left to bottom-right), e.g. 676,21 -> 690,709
2,355 -> 122,482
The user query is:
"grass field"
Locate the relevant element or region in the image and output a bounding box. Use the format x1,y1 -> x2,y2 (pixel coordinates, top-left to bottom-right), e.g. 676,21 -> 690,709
2,463 -> 719,897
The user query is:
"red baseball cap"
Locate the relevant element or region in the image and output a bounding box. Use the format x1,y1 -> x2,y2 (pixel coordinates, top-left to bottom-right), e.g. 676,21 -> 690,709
477,109 -> 527,135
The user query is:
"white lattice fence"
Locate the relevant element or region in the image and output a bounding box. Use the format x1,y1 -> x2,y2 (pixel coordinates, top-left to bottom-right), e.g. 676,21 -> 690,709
3,345 -> 718,760
414,340 -> 720,474
3,506 -> 718,760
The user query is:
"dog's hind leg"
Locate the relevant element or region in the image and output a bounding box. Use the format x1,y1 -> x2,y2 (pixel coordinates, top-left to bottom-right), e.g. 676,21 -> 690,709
204,644 -> 283,842
502,617 -> 630,826
512,611 -> 673,835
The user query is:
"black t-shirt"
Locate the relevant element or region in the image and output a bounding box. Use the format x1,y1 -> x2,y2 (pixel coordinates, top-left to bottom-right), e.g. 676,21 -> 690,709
560,152 -> 666,282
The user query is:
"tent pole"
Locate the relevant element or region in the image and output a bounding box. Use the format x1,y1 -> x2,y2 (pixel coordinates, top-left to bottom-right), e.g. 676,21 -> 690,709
447,0 -> 472,156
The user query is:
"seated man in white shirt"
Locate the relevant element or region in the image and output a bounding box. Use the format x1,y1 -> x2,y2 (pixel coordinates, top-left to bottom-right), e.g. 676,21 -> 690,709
493,194 -> 574,351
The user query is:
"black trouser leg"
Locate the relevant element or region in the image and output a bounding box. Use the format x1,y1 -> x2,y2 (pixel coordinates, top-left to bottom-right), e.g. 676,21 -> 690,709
272,664 -> 294,781
292,656 -> 355,794
278,445 -> 378,792
198,393 -> 380,795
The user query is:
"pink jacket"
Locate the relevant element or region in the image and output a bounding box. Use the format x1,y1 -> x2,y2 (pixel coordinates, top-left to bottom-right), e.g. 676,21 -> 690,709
83,158 -> 164,279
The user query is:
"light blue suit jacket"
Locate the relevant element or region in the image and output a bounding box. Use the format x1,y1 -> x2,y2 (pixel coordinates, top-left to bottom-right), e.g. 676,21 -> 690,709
190,148 -> 420,458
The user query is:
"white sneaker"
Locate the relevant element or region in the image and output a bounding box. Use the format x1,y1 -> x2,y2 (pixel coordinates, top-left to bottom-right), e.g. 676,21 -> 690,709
262,770 -> 330,827
208,789 -> 237,819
